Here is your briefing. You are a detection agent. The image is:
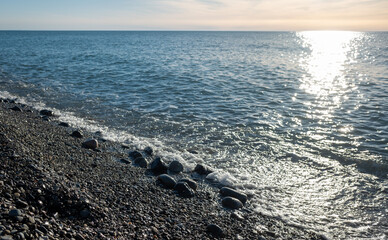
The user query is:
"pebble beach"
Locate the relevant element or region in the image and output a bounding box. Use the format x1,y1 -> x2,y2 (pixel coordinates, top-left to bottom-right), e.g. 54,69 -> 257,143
0,98 -> 325,239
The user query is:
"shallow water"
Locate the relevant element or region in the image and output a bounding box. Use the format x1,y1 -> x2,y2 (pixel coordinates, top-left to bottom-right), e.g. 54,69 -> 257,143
0,31 -> 387,239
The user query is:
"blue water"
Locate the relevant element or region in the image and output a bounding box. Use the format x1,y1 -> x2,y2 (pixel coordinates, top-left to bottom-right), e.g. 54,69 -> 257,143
0,31 -> 387,239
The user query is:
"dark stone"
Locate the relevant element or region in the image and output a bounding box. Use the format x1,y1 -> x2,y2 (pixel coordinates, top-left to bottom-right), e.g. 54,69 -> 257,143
120,158 -> 130,164
1,235 -> 13,240
231,212 -> 244,221
129,151 -> 143,159
15,200 -> 28,209
40,109 -> 53,116
157,174 -> 176,189
144,146 -> 153,155
194,164 -> 212,175
59,122 -> 70,127
221,197 -> 243,209
207,224 -> 223,238
71,130 -> 83,138
80,209 -> 90,218
134,156 -> 148,168
38,226 -> 48,234
42,116 -> 51,121
220,187 -> 247,204
178,178 -> 197,190
8,209 -> 22,217
10,106 -> 22,112
150,157 -> 168,175
82,139 -> 98,149
168,160 -> 183,173
174,182 -> 195,198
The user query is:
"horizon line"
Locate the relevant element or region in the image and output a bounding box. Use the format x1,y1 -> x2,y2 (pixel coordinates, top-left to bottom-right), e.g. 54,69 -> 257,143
1,29 -> 387,32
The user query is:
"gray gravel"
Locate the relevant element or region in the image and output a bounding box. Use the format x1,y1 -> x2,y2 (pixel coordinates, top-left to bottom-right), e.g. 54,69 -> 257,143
0,100 -> 325,239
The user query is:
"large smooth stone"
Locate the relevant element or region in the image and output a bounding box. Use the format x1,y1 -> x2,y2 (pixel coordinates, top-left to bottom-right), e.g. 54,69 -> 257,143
82,139 -> 98,149
178,178 -> 197,190
134,157 -> 148,168
40,109 -> 53,116
194,164 -> 212,175
71,130 -> 83,138
157,174 -> 176,189
220,187 -> 247,204
144,146 -> 153,155
221,197 -> 243,209
129,151 -> 143,159
10,106 -> 22,112
174,182 -> 195,198
9,209 -> 22,217
168,160 -> 183,173
207,224 -> 223,237
150,157 -> 167,174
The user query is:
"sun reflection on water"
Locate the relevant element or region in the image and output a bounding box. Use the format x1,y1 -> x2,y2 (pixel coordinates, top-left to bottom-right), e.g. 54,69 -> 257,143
297,31 -> 361,98
297,31 -> 362,122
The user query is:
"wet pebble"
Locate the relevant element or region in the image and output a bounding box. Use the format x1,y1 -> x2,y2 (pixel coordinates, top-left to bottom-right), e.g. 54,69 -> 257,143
71,130 -> 83,138
80,209 -> 90,218
8,209 -> 22,217
157,174 -> 176,189
168,161 -> 183,173
207,224 -> 223,238
231,212 -> 244,221
134,157 -> 148,168
178,178 -> 197,191
150,157 -> 168,175
129,151 -> 142,159
39,109 -> 53,116
82,139 -> 98,149
221,197 -> 243,209
194,164 -> 212,175
220,187 -> 247,204
59,122 -> 70,127
0,235 -> 13,240
10,106 -> 22,112
144,146 -> 153,155
15,200 -> 28,209
174,182 -> 195,198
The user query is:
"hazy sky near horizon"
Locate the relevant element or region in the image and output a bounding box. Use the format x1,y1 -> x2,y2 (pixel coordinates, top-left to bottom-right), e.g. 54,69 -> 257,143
0,0 -> 387,31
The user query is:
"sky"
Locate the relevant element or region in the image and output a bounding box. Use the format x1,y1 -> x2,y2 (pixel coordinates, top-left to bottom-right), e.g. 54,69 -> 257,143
0,0 -> 387,31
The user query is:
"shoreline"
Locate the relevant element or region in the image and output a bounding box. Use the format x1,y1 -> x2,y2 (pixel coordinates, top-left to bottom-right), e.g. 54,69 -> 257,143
0,98 -> 324,239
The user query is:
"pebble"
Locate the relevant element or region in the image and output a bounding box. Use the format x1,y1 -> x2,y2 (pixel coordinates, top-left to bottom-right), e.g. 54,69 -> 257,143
0,235 -> 13,240
144,146 -> 153,155
231,212 -> 244,221
194,164 -> 212,175
134,157 -> 148,168
59,122 -> 70,127
168,161 -> 183,173
220,187 -> 247,204
71,130 -> 83,138
16,200 -> 28,209
10,106 -> 22,112
157,174 -> 176,189
82,139 -> 98,149
221,197 -> 243,209
206,224 -> 223,238
128,151 -> 142,159
174,182 -> 195,198
39,109 -> 53,116
80,209 -> 90,218
8,209 -> 22,217
149,157 -> 167,175
27,216 -> 35,224
178,178 -> 197,190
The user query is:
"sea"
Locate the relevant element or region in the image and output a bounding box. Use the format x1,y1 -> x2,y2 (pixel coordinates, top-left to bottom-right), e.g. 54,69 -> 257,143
0,31 -> 387,239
